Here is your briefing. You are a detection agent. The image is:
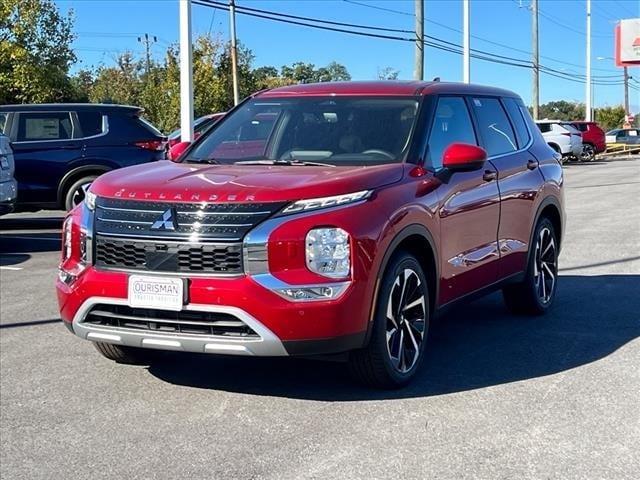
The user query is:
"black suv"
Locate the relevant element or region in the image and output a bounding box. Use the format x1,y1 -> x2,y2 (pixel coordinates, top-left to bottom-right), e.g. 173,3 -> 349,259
0,104 -> 166,211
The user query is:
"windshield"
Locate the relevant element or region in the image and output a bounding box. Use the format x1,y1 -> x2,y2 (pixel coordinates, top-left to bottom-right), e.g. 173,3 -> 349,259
184,97 -> 419,166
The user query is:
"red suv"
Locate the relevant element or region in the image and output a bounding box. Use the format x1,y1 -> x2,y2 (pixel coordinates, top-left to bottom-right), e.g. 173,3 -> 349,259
570,121 -> 606,161
57,82 -> 564,388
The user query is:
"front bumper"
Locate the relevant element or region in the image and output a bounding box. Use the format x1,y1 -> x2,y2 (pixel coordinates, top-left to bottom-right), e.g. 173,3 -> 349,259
0,179 -> 17,215
56,267 -> 372,357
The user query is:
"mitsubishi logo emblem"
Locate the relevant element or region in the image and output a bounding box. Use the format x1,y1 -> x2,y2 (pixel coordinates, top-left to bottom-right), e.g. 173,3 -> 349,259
151,208 -> 178,231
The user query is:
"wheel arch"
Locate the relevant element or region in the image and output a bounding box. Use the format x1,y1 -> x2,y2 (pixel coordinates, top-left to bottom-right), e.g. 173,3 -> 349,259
364,224 -> 439,344
57,165 -> 111,207
529,196 -> 563,262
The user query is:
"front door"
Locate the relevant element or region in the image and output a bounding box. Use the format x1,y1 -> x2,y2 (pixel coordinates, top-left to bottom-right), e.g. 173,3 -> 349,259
427,96 -> 501,305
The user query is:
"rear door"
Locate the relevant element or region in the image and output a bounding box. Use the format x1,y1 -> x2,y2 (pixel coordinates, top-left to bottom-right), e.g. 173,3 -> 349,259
472,96 -> 544,279
9,110 -> 82,205
430,96 -> 501,305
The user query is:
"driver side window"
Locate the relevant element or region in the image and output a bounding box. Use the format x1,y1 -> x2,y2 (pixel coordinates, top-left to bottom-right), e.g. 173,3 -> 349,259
427,97 -> 477,170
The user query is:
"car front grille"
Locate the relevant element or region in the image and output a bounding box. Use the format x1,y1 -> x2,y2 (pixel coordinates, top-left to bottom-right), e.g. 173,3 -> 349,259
83,304 -> 260,338
95,237 -> 243,274
92,197 -> 285,275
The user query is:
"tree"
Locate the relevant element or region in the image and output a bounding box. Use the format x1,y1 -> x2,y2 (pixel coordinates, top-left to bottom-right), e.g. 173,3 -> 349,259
537,101 -> 585,121
377,67 -> 400,80
280,61 -> 351,83
0,0 -> 76,103
594,105 -> 626,131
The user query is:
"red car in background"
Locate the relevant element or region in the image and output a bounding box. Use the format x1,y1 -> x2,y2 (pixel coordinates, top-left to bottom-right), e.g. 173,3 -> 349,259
167,113 -> 225,148
570,121 -> 606,161
57,81 -> 565,388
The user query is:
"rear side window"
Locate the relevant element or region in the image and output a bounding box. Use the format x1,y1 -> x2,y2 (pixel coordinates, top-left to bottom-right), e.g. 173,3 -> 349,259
471,98 -> 517,156
537,123 -> 551,133
427,96 -> 477,169
17,112 -> 73,141
136,116 -> 163,136
501,98 -> 531,149
574,123 -> 588,132
76,111 -> 103,137
0,113 -> 6,133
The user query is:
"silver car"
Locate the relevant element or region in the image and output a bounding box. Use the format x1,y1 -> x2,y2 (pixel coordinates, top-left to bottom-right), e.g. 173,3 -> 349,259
0,134 -> 17,215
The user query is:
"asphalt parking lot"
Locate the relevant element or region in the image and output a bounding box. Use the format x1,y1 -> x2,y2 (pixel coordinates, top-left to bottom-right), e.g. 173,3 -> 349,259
1,157 -> 639,479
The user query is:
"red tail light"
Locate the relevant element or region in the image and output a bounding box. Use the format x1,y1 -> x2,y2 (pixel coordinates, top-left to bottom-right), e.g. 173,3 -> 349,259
134,140 -> 166,151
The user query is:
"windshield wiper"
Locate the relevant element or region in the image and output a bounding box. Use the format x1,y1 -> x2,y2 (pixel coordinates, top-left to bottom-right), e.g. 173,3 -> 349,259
234,159 -> 336,167
184,157 -> 220,165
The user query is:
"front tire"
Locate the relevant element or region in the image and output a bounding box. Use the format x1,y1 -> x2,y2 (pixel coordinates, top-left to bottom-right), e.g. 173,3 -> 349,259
349,252 -> 430,388
502,217 -> 559,315
93,342 -> 160,365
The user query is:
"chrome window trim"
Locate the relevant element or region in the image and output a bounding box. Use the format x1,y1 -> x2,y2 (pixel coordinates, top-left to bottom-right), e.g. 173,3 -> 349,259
11,113 -> 109,144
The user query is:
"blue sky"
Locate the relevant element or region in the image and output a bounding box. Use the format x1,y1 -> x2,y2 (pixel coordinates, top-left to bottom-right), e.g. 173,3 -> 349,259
57,0 -> 639,112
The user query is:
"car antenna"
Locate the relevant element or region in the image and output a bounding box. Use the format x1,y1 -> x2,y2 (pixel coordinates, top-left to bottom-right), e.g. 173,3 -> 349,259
432,77 -> 441,82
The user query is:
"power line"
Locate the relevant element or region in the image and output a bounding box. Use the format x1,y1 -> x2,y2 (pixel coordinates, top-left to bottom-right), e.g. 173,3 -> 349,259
612,0 -> 638,18
345,0 -> 617,74
195,0 -> 629,86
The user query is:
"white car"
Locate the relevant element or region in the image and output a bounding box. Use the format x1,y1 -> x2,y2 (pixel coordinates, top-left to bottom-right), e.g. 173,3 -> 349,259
536,120 -> 583,159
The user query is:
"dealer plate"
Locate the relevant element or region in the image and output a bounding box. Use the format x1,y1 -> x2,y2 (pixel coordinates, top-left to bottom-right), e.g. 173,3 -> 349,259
128,275 -> 184,311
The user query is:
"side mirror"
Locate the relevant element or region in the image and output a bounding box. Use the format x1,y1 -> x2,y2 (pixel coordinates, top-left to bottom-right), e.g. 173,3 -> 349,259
442,143 -> 487,172
168,141 -> 191,162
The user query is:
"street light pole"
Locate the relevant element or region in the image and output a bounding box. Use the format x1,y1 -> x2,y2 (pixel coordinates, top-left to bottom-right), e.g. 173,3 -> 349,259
179,0 -> 193,142
531,0 -> 539,120
463,0 -> 470,83
585,0 -> 592,121
623,66 -> 629,115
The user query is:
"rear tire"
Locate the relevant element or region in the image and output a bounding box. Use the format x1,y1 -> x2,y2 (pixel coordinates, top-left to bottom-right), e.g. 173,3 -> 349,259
580,144 -> 596,162
63,175 -> 98,211
349,252 -> 430,389
502,217 -> 558,315
93,342 -> 160,365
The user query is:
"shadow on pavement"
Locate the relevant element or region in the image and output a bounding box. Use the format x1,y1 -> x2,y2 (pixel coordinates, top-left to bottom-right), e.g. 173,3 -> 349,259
0,253 -> 31,266
0,216 -> 64,231
0,318 -> 61,329
0,233 -> 61,253
148,274 -> 640,400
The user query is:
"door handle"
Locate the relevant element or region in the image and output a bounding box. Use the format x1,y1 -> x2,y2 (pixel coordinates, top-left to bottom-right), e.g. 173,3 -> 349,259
527,159 -> 539,170
483,170 -> 497,182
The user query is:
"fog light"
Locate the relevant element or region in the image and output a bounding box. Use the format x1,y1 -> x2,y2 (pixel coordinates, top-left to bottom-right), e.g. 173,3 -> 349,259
275,284 -> 350,302
306,227 -> 350,278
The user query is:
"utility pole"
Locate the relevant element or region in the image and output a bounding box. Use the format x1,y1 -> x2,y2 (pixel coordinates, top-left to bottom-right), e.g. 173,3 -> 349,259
585,0 -> 592,121
179,0 -> 194,141
531,0 -> 539,120
137,33 -> 157,77
229,0 -> 240,106
623,66 -> 629,115
463,0 -> 470,83
414,0 -> 424,80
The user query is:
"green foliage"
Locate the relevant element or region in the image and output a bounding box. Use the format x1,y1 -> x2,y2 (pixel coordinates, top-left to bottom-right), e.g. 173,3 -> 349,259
538,101 -> 585,122
594,105 -> 627,132
0,0 -> 76,104
377,67 -> 400,80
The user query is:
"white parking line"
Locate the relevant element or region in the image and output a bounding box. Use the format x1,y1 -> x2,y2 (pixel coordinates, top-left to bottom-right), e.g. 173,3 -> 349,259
0,266 -> 23,271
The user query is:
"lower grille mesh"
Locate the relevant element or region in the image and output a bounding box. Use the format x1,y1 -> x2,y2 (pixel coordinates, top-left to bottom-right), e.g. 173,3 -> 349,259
84,304 -> 259,338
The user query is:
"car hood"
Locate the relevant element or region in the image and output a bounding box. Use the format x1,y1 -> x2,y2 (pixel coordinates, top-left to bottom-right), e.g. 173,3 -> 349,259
90,161 -> 406,203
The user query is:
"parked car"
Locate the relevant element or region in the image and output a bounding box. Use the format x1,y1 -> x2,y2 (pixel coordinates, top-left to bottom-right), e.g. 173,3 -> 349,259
57,81 -> 564,388
605,128 -> 640,145
167,113 -> 225,148
0,134 -> 17,216
535,120 -> 583,161
0,104 -> 167,211
569,121 -> 606,161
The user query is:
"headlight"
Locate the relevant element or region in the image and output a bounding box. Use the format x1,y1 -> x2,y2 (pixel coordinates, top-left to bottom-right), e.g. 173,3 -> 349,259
306,227 -> 350,278
281,190 -> 371,215
62,217 -> 72,261
85,190 -> 97,211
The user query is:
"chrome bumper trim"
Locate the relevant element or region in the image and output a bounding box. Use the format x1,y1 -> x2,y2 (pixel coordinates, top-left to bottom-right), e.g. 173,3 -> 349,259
72,297 -> 288,356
